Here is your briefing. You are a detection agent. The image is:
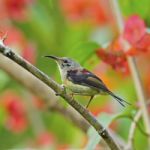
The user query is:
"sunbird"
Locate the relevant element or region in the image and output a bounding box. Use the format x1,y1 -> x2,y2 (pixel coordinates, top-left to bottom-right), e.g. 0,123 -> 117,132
45,55 -> 130,108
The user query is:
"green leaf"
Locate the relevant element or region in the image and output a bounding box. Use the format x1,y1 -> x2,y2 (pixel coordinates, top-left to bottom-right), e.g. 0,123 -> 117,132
68,41 -> 100,64
85,113 -> 117,150
0,107 -> 6,127
119,0 -> 150,20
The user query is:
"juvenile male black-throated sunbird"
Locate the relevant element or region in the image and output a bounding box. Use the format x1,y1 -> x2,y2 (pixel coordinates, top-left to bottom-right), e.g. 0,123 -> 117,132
45,55 -> 130,108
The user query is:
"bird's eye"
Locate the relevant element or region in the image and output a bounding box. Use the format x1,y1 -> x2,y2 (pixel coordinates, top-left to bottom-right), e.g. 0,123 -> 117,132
64,60 -> 68,63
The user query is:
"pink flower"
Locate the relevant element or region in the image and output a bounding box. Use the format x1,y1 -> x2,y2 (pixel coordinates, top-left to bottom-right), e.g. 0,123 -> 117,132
2,92 -> 28,133
123,15 -> 150,54
4,0 -> 32,20
60,0 -> 108,25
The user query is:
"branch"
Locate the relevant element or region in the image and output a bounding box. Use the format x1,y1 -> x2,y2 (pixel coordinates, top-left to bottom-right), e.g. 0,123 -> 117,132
125,101 -> 150,150
110,0 -> 150,145
0,54 -> 88,132
0,54 -> 126,149
0,42 -> 120,150
125,110 -> 142,150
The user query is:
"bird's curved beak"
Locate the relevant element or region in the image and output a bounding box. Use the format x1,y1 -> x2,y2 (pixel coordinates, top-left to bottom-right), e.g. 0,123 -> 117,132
44,55 -> 61,61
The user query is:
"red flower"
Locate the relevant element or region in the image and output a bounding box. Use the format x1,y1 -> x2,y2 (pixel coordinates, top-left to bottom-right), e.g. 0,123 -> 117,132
0,26 -> 37,64
96,48 -> 129,74
1,27 -> 24,47
2,92 -> 28,133
3,0 -> 32,20
60,0 -> 108,25
32,96 -> 45,109
37,132 -> 54,146
57,144 -> 69,150
123,15 -> 146,45
22,43 -> 37,64
123,15 -> 150,54
0,0 -> 8,20
135,33 -> 150,52
96,15 -> 150,73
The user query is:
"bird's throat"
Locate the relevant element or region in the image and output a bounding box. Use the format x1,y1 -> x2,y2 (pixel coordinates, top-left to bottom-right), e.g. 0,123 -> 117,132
57,63 -> 67,83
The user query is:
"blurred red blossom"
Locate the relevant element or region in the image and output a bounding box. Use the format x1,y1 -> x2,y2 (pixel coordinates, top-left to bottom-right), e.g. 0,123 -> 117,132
37,132 -> 55,146
0,27 -> 24,48
36,132 -> 70,149
3,0 -> 32,20
123,15 -> 150,54
60,0 -> 108,25
134,33 -> 150,52
0,1 -> 7,20
1,92 -> 28,133
57,144 -> 69,150
0,26 -> 37,64
123,15 -> 146,45
96,15 -> 150,73
22,43 -> 37,64
32,96 -> 45,109
96,48 -> 129,74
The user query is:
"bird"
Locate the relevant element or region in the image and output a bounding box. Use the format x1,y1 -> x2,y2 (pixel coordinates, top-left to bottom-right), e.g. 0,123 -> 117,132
45,55 -> 131,108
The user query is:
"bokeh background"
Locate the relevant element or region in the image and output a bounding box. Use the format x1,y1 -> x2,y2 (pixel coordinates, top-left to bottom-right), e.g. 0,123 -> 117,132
0,0 -> 150,149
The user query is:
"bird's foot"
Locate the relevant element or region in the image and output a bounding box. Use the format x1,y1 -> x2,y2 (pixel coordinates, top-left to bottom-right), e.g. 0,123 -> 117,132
55,93 -> 60,96
55,84 -> 66,96
70,93 -> 74,100
85,96 -> 94,109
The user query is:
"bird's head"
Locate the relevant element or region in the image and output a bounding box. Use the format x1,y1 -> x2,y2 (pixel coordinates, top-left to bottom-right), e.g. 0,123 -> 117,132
45,55 -> 81,71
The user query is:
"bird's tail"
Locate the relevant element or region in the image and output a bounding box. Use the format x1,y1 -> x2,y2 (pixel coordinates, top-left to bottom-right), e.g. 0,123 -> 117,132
107,90 -> 131,107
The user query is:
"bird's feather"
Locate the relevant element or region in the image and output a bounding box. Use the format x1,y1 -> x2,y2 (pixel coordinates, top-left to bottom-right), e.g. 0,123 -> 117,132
67,69 -> 131,107
67,69 -> 108,92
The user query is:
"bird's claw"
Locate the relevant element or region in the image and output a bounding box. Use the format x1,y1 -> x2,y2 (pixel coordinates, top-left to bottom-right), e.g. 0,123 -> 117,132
55,93 -> 60,96
55,84 -> 66,96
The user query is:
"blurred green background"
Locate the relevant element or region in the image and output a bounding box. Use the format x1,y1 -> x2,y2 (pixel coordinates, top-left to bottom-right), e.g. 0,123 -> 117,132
0,0 -> 150,149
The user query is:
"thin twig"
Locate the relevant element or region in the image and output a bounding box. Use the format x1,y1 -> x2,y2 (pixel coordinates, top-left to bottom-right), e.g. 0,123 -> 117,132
124,110 -> 142,150
110,0 -> 150,146
125,101 -> 150,150
0,41 -> 120,150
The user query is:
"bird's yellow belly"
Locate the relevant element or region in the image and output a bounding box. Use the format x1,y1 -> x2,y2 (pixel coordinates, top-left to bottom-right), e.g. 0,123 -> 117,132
65,80 -> 99,96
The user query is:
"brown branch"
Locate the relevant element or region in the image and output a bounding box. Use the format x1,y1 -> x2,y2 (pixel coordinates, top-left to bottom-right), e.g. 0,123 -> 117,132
0,54 -> 126,148
0,54 -> 88,132
0,42 -> 120,150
